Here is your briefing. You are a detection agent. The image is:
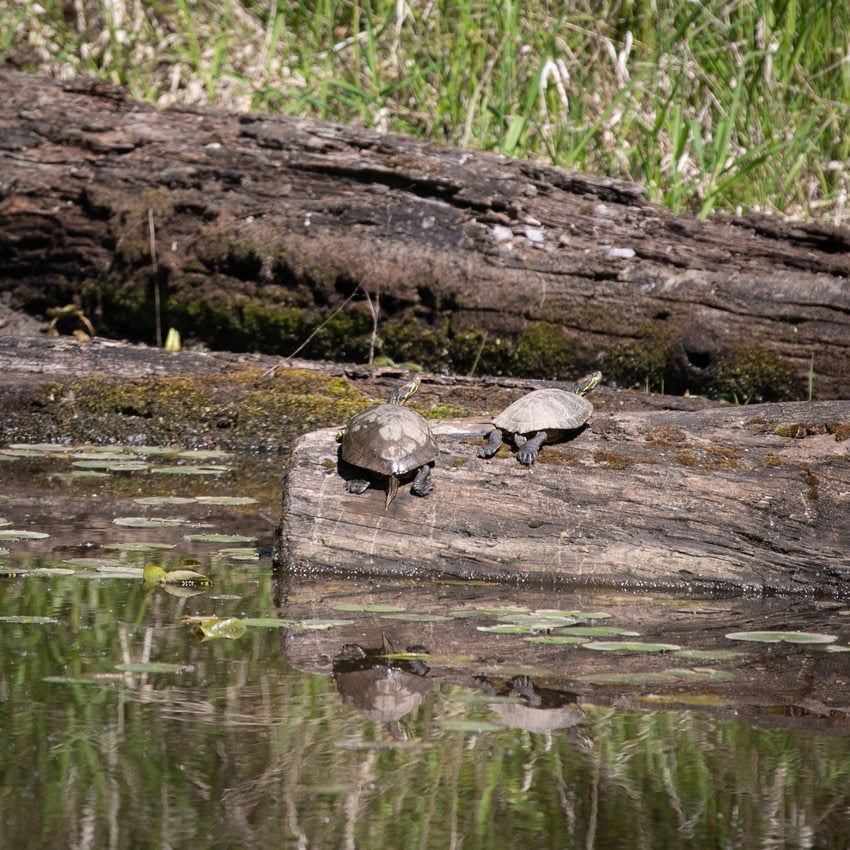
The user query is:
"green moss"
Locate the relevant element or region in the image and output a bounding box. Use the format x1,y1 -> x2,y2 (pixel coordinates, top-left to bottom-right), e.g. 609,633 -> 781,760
511,322 -> 579,380
710,344 -> 797,403
40,368 -> 366,450
608,320 -> 679,393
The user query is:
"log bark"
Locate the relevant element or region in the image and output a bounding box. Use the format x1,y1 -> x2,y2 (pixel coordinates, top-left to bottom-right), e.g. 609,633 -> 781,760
278,395 -> 850,595
1,70 -> 849,397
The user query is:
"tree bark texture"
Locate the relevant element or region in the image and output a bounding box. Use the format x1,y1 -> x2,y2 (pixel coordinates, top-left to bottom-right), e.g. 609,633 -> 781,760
279,398 -> 850,595
1,70 -> 849,398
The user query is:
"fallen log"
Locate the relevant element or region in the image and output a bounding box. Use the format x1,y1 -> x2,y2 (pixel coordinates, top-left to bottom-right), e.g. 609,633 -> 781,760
1,70 -> 850,397
278,393 -> 850,594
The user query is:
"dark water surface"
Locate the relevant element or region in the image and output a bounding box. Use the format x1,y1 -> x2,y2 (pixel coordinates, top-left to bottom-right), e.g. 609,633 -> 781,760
2,445 -> 850,849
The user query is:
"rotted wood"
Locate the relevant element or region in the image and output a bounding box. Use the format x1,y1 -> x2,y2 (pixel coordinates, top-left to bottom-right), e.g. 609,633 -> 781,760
278,394 -> 850,594
1,70 -> 849,396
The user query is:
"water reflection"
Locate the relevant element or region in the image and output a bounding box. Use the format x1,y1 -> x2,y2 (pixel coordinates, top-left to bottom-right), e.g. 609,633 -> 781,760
1,448 -> 850,848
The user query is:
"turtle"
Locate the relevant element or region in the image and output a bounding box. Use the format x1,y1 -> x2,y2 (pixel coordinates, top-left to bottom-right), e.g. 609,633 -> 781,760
339,376 -> 437,508
478,371 -> 602,466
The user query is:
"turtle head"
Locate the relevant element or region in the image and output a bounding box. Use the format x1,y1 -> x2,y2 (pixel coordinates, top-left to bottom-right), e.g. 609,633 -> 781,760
387,375 -> 421,406
573,370 -> 602,396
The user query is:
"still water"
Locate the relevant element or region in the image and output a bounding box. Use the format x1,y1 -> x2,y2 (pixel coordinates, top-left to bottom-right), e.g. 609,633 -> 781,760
2,445 -> 850,849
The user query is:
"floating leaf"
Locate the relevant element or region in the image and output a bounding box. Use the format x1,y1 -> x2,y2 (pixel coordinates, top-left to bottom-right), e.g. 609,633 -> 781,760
298,618 -> 351,630
0,529 -> 50,540
725,631 -> 837,644
242,618 -> 296,628
101,542 -> 176,551
177,450 -> 231,460
523,635 -> 589,645
143,565 -> 211,586
188,616 -> 248,640
381,613 -> 451,622
53,471 -> 111,480
557,626 -> 641,637
499,612 -> 579,629
183,533 -> 255,544
0,615 -> 60,625
477,624 -> 537,634
195,496 -> 257,506
113,517 -> 188,528
28,567 -> 76,576
582,641 -> 682,652
134,497 -> 195,506
674,649 -> 746,661
214,547 -> 259,561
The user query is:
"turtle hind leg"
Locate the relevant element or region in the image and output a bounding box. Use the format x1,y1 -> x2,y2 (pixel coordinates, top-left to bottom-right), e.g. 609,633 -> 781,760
384,474 -> 400,509
478,428 -> 504,459
517,431 -> 547,466
410,463 -> 433,497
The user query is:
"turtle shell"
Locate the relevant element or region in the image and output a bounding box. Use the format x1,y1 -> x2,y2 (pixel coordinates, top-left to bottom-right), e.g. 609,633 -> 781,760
492,388 -> 593,435
341,403 -> 437,476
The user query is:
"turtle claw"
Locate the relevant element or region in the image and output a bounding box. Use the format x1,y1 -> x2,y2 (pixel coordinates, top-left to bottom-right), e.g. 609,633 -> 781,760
516,431 -> 546,466
478,428 -> 503,459
410,465 -> 433,497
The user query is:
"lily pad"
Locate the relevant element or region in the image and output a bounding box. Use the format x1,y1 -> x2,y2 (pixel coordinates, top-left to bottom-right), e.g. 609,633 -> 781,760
183,533 -> 255,543
133,497 -> 195,506
582,641 -> 682,652
381,613 -> 451,622
113,517 -> 188,528
143,565 -> 211,586
195,496 -> 258,506
725,631 -> 837,644
523,635 -> 589,645
0,529 -> 50,540
298,618 -> 351,630
152,465 -> 229,475
242,618 -> 297,628
187,616 -> 248,640
557,626 -> 641,637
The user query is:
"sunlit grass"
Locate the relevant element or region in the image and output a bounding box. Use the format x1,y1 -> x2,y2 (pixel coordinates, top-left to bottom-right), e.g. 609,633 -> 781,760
4,0 -> 850,221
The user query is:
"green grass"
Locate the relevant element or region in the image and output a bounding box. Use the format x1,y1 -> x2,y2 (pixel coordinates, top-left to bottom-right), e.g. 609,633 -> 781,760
4,0 -> 850,221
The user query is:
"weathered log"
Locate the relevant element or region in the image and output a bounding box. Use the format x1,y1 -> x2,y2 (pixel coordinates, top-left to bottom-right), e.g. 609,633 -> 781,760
278,394 -> 850,594
1,70 -> 849,397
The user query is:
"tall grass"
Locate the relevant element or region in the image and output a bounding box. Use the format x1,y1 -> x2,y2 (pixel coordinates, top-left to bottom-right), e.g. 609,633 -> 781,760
4,0 -> 850,221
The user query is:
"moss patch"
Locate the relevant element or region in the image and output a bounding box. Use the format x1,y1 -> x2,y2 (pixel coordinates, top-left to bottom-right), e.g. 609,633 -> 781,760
32,368 -> 366,451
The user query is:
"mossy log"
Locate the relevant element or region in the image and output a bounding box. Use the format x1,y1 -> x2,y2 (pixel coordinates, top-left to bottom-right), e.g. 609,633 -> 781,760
279,396 -> 850,595
1,70 -> 850,398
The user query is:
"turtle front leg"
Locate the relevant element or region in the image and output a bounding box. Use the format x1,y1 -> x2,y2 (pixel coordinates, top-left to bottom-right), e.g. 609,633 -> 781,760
347,479 -> 371,495
478,428 -> 504,459
410,463 -> 433,497
517,430 -> 547,466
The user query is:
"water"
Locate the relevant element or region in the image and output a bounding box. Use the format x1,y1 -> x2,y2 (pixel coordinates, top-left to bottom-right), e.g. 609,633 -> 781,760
2,445 -> 850,849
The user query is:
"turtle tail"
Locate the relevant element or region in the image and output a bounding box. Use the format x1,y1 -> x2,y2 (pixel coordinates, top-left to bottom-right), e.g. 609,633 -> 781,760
385,474 -> 399,510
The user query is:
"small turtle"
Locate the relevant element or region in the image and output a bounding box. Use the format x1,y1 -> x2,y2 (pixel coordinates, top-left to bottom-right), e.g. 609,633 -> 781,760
478,371 -> 601,466
339,376 -> 437,508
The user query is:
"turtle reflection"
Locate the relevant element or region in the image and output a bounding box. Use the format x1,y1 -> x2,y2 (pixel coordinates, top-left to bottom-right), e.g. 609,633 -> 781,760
474,675 -> 585,733
333,642 -> 432,740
